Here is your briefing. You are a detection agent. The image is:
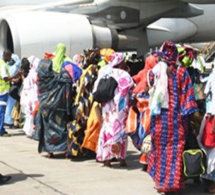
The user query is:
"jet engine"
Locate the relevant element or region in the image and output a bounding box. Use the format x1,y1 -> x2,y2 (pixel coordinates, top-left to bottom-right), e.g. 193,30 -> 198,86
0,11 -> 142,58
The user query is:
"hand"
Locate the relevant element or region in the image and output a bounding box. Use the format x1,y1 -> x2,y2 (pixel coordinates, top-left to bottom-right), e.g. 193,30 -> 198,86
18,69 -> 24,75
111,143 -> 122,155
166,67 -> 172,78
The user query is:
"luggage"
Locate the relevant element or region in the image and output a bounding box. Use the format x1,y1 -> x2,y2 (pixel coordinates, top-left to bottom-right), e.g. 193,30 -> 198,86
182,149 -> 207,177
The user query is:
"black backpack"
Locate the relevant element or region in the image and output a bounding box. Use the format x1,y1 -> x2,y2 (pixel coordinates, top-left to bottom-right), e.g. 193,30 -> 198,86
93,76 -> 118,103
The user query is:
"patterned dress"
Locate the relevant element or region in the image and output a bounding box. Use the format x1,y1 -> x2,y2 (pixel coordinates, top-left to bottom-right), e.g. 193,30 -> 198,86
95,66 -> 134,161
147,65 -> 198,192
67,64 -> 98,157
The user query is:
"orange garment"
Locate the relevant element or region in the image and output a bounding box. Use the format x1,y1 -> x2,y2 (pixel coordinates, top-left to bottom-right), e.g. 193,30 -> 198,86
133,54 -> 157,94
81,102 -> 102,152
140,153 -> 148,164
126,97 -> 151,134
126,106 -> 139,134
44,52 -> 55,60
100,48 -> 115,63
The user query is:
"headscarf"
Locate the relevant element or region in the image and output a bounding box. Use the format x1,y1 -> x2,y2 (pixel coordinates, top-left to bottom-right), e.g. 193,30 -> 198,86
7,53 -> 20,76
72,54 -> 84,69
100,48 -> 115,63
178,46 -> 195,68
204,68 -> 215,115
61,61 -> 82,83
160,41 -> 178,64
133,54 -> 157,94
28,56 -> 40,70
27,56 -> 40,84
109,53 -> 124,68
52,43 -> 72,73
84,48 -> 101,67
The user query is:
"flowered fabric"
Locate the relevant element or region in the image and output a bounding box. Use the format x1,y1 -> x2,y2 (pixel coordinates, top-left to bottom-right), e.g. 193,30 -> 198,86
20,56 -> 40,137
147,65 -> 198,192
148,61 -> 169,116
95,66 -> 134,161
109,53 -> 124,68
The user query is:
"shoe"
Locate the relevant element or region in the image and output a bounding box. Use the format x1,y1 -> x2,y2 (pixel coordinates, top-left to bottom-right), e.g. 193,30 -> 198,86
4,123 -> 13,128
0,132 -> 11,137
4,123 -> 18,129
208,182 -> 215,193
0,174 -> 11,185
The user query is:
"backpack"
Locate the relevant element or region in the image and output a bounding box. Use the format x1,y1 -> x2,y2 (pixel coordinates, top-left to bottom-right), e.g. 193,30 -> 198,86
93,76 -> 118,103
182,149 -> 207,178
182,130 -> 207,178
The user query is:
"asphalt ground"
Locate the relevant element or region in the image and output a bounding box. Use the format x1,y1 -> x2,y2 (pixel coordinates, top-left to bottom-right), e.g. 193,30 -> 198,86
0,128 -> 212,195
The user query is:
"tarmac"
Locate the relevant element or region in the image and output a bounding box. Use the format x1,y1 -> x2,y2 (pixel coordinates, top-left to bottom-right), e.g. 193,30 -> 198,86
0,128 -> 212,195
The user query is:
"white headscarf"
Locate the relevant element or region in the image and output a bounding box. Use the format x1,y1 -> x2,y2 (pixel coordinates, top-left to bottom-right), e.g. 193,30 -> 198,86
205,66 -> 215,114
28,56 -> 40,70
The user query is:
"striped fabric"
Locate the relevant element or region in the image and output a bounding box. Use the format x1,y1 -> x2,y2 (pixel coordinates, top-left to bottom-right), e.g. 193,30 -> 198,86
147,65 -> 198,193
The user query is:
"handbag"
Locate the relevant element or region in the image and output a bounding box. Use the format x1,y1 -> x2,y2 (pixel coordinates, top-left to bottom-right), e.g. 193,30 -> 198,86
182,149 -> 206,177
201,116 -> 215,148
182,128 -> 207,178
93,76 -> 118,103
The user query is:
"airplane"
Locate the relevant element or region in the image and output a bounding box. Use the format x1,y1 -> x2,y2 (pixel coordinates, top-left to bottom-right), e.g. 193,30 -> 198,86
0,0 -> 215,59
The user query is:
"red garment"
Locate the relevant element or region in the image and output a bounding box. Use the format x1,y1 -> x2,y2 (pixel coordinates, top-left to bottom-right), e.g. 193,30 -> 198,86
201,116 -> 215,148
147,65 -> 198,193
44,52 -> 55,60
133,54 -> 157,94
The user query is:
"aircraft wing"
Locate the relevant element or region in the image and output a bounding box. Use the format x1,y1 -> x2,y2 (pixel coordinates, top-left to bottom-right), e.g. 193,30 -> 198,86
0,0 -> 215,58
0,0 -> 93,17
181,0 -> 215,3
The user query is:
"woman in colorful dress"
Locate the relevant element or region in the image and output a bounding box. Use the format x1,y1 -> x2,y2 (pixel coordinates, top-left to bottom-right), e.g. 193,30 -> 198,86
147,41 -> 198,194
20,56 -> 40,137
95,53 -> 134,167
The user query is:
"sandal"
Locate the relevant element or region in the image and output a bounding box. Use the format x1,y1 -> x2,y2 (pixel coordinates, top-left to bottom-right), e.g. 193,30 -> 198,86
103,160 -> 112,168
208,182 -> 215,193
119,159 -> 128,167
46,153 -> 54,158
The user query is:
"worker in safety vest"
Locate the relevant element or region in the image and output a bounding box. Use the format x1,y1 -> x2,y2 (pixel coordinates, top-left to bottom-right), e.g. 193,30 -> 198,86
0,49 -> 12,137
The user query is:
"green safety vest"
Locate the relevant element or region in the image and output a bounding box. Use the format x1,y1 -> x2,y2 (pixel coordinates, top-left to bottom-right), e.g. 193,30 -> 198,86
0,60 -> 10,93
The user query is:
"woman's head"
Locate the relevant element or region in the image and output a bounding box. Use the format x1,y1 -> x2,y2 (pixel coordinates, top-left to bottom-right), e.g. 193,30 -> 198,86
28,56 -> 40,70
73,54 -> 85,68
160,41 -> 178,65
109,53 -> 127,70
84,48 -> 101,68
20,57 -> 30,77
55,43 -> 66,55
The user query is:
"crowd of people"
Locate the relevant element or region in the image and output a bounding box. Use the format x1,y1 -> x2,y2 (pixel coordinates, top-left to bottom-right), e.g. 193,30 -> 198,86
0,41 -> 215,194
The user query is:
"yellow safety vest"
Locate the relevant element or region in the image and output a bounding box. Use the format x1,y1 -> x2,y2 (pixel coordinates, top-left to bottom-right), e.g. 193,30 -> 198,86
0,60 -> 10,93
